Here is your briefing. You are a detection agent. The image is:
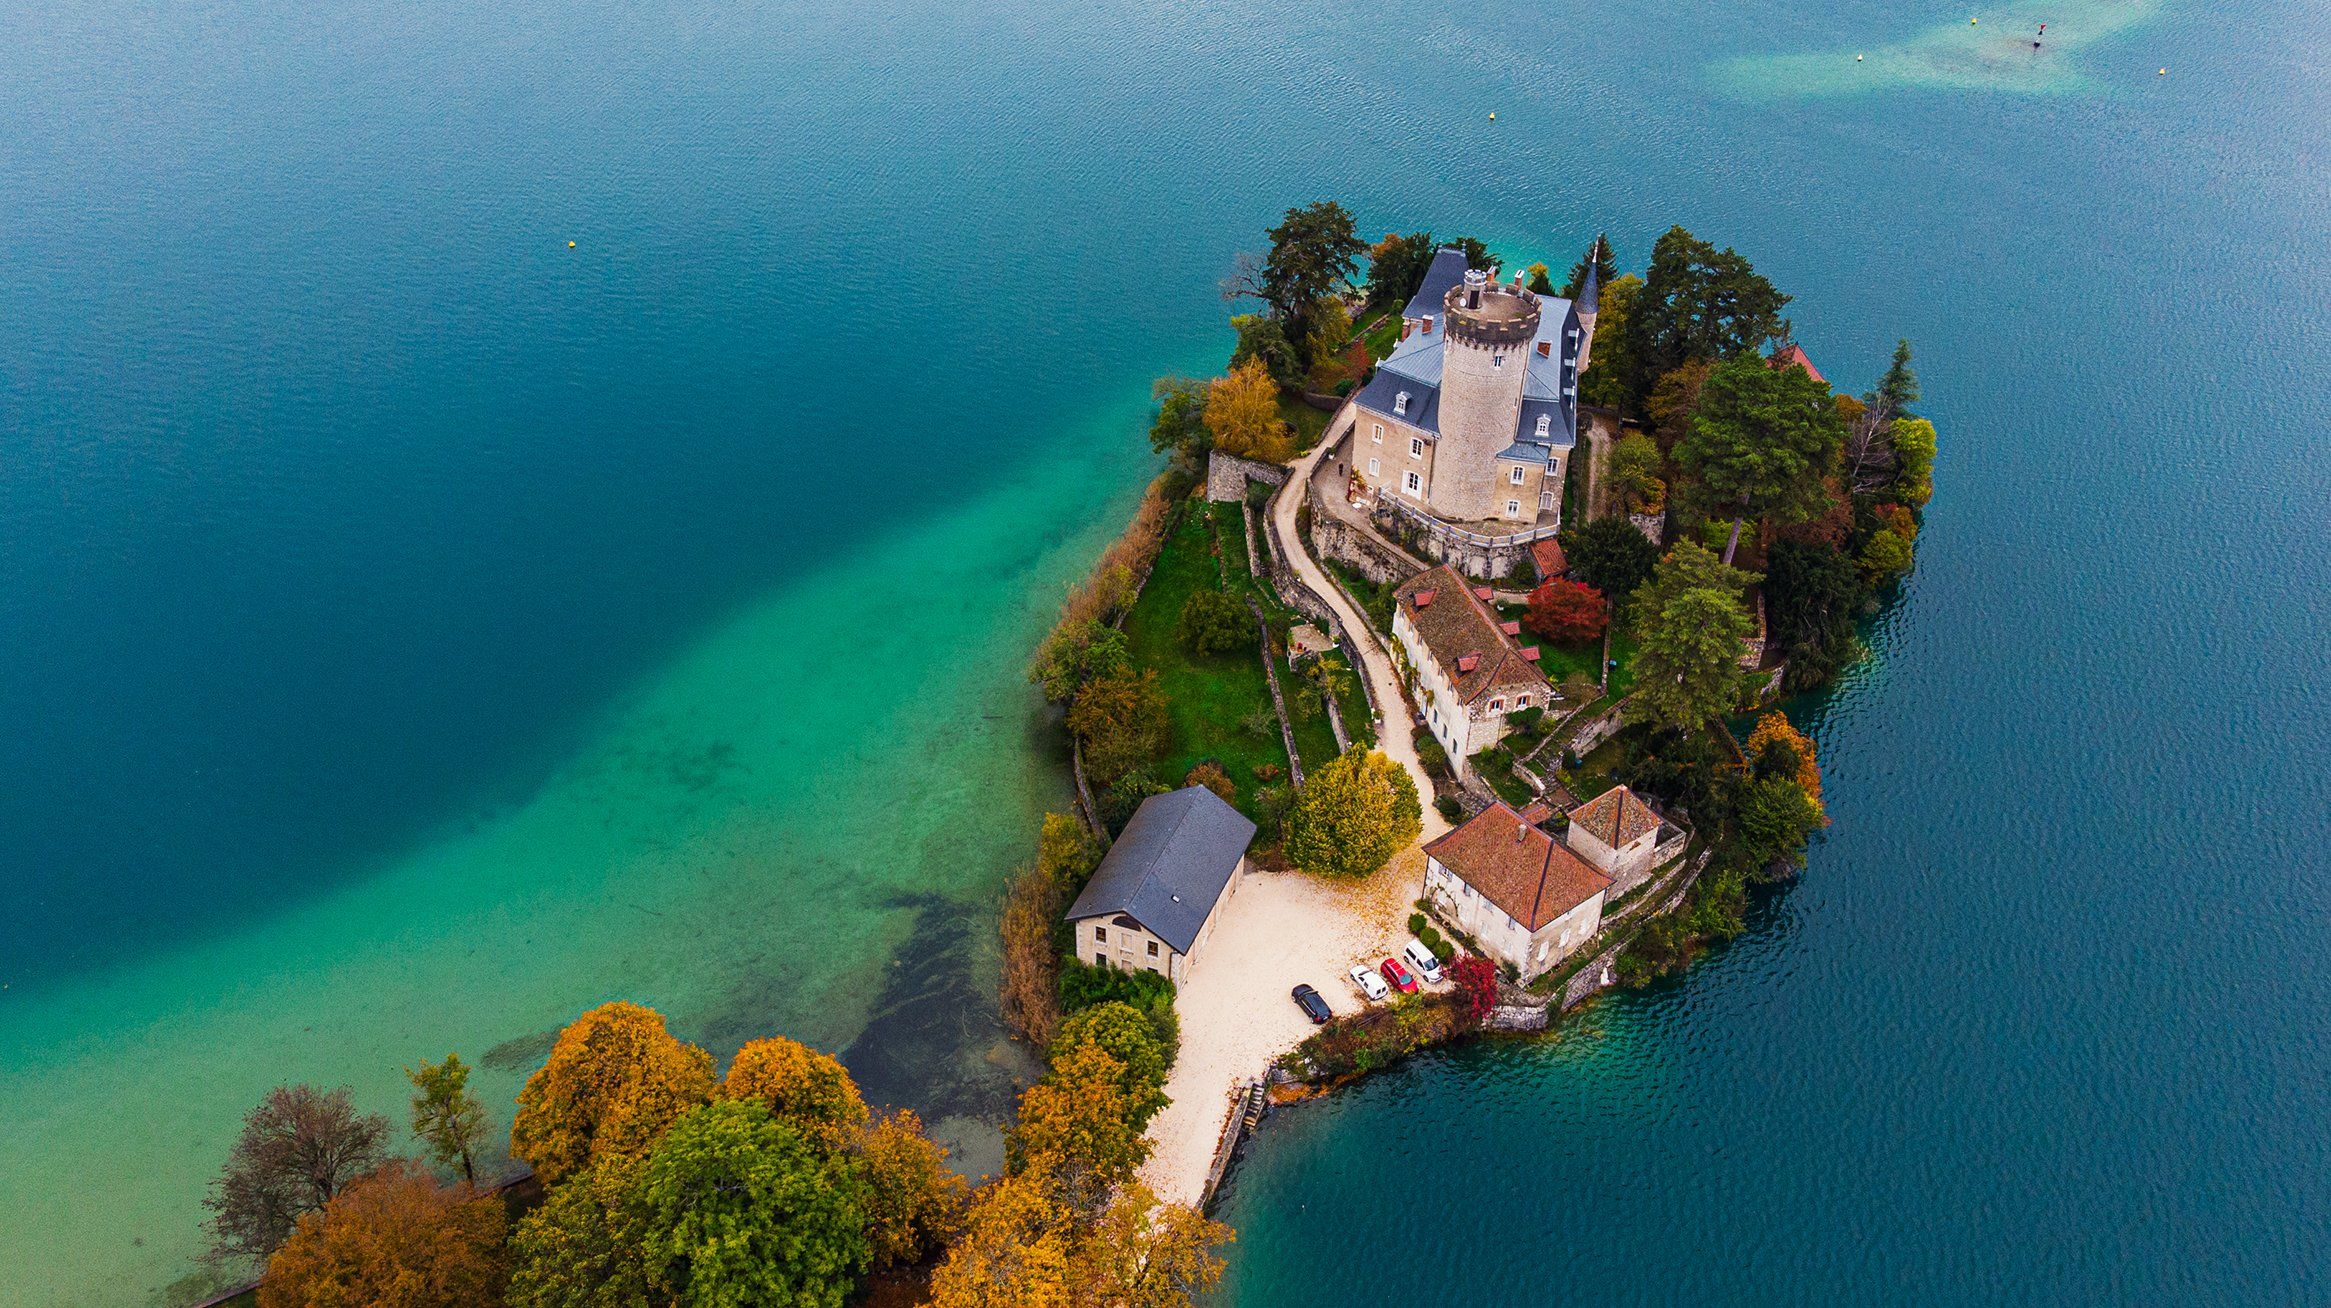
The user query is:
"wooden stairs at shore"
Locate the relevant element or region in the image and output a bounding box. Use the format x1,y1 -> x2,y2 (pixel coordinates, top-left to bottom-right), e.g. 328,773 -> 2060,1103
1198,1078 -> 1269,1211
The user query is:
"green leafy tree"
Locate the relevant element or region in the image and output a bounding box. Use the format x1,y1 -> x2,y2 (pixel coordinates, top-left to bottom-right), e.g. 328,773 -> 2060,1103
1363,231 -> 1437,308
507,1155 -> 659,1308
1860,528 -> 1914,582
1066,669 -> 1170,786
635,1101 -> 871,1308
1233,201 -> 1364,365
1146,378 -> 1211,469
1673,353 -> 1846,563
1626,541 -> 1757,733
1228,314 -> 1298,389
1764,539 -> 1865,691
1029,619 -> 1130,703
1888,417 -> 1937,507
1282,748 -> 1421,879
1577,273 -> 1641,410
1176,588 -> 1252,656
1730,774 -> 1827,878
407,1054 -> 489,1186
1524,262 -> 1555,294
1448,237 -> 1492,270
1304,298 -> 1354,389
1606,431 -> 1664,513
1561,517 -> 1660,605
1562,234 -> 1617,300
1644,359 -> 1713,453
1865,338 -> 1920,424
1619,226 -> 1790,413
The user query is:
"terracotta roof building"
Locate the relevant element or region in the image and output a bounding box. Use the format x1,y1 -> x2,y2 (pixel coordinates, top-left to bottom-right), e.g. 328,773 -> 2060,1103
1423,800 -> 1611,983
1392,565 -> 1552,777
1771,343 -> 1826,385
1565,784 -> 1676,899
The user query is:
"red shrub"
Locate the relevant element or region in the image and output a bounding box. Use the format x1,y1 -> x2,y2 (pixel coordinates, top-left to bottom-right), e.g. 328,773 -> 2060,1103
1449,955 -> 1499,1027
1524,579 -> 1610,645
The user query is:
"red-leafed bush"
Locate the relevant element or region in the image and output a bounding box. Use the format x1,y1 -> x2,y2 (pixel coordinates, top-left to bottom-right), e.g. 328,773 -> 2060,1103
1449,955 -> 1499,1027
1524,579 -> 1610,645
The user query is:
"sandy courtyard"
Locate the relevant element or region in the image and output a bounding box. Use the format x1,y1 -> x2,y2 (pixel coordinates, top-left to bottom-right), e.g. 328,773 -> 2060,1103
1140,848 -> 1424,1205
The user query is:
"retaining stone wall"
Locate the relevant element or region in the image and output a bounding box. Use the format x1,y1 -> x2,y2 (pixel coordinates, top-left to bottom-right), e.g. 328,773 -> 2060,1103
1206,450 -> 1291,502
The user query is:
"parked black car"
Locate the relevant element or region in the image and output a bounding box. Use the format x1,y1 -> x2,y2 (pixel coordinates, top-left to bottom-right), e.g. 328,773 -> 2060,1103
1291,983 -> 1332,1024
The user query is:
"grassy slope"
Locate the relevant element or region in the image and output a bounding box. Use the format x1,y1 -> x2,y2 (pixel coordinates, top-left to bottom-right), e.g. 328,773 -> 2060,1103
1123,504 -> 1289,815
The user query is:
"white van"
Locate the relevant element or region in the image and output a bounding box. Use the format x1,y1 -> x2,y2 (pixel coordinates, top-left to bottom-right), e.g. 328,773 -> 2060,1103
1403,939 -> 1444,985
1349,964 -> 1390,1002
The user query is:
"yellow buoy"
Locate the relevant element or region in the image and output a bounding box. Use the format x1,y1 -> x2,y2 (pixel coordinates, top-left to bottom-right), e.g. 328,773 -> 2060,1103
2158,67 -> 2168,75
1488,111 -> 1496,120
568,241 -> 576,248
1856,53 -> 1864,61
1970,16 -> 1978,24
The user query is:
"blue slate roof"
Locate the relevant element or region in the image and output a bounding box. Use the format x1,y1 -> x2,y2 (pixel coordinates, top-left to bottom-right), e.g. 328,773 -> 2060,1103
1352,364 -> 1442,435
1400,247 -> 1474,322
1066,787 -> 1256,955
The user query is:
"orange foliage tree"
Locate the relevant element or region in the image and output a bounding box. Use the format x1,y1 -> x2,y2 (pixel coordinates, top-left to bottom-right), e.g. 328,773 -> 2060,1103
259,1160 -> 506,1308
1073,1182 -> 1233,1308
858,1108 -> 970,1271
1745,710 -> 1824,806
923,1171 -> 1077,1308
720,1036 -> 870,1150
1005,1042 -> 1150,1215
510,1001 -> 714,1186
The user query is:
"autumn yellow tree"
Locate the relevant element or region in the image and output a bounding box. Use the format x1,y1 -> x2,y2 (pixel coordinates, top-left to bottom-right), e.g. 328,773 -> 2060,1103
719,1036 -> 869,1150
510,1001 -> 715,1186
858,1108 -> 969,1270
925,1171 -> 1078,1308
259,1161 -> 507,1308
1006,1042 -> 1151,1214
1745,710 -> 1824,806
1203,359 -> 1294,464
1072,1182 -> 1233,1308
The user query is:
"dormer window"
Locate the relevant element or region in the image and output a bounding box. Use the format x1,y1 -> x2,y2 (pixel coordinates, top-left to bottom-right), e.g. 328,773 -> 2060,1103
1394,391 -> 1410,416
1535,414 -> 1551,438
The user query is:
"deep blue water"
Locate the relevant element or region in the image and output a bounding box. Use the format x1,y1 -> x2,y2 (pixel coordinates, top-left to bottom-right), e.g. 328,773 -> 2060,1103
2,0 -> 2327,1302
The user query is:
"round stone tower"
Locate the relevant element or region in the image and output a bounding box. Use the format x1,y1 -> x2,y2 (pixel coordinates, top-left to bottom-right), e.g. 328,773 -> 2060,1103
1430,269 -> 1539,522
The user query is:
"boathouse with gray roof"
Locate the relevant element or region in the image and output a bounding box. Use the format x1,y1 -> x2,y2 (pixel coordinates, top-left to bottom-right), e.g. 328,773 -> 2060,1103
1065,785 -> 1256,984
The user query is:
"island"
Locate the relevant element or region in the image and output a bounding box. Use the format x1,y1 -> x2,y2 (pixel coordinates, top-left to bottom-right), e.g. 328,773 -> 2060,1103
180,204 -> 1932,1308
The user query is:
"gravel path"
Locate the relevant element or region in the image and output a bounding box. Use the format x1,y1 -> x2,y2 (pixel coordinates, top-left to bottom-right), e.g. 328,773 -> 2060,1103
1138,852 -> 1419,1205
1137,418 -> 1453,1208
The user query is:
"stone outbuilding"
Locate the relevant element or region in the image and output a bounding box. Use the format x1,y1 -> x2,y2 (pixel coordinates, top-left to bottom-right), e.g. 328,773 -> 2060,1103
1065,786 -> 1255,985
1564,784 -> 1665,898
1391,565 -> 1552,774
1423,800 -> 1611,984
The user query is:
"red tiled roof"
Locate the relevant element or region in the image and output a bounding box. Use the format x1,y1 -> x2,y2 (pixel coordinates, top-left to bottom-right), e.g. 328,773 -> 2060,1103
1771,344 -> 1826,385
1393,566 -> 1553,707
1425,801 -> 1611,930
1569,785 -> 1660,847
1532,537 -> 1567,578
1500,621 -> 1522,636
1472,586 -> 1494,601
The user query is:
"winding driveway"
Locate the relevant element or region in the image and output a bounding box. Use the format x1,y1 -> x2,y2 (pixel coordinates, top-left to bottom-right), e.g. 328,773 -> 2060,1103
1266,409 -> 1449,843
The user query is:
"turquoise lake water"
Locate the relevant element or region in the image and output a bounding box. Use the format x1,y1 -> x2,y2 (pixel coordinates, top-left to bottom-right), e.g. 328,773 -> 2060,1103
2,0 -> 2326,1303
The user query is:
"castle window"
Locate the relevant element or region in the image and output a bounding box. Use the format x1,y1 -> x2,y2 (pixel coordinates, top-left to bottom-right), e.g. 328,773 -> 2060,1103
1536,413 -> 1551,438
1506,499 -> 1522,517
1490,698 -> 1503,712
1510,467 -> 1525,485
1147,941 -> 1160,957
1404,471 -> 1422,493
1093,926 -> 1106,942
1367,457 -> 1380,477
1372,423 -> 1383,444
1394,391 -> 1410,416
1492,355 -> 1504,368
1410,437 -> 1423,459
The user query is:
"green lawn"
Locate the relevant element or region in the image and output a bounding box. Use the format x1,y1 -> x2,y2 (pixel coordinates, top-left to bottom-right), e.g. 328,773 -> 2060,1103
1359,310 -> 1402,360
1281,395 -> 1334,452
1123,504 -> 1291,815
1207,500 -> 1342,773
1558,735 -> 1626,801
1495,602 -> 1637,698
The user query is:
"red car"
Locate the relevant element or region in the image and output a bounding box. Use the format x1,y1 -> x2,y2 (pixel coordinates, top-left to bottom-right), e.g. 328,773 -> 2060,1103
1379,957 -> 1419,994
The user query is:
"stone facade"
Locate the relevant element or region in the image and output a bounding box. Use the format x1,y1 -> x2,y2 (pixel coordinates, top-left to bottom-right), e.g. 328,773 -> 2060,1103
1071,856 -> 1245,985
1390,567 -> 1553,776
1432,271 -> 1537,521
1422,800 -> 1611,985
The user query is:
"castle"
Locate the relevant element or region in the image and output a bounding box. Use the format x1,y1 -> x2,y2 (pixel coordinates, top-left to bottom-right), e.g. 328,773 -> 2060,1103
1347,246 -> 1600,532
